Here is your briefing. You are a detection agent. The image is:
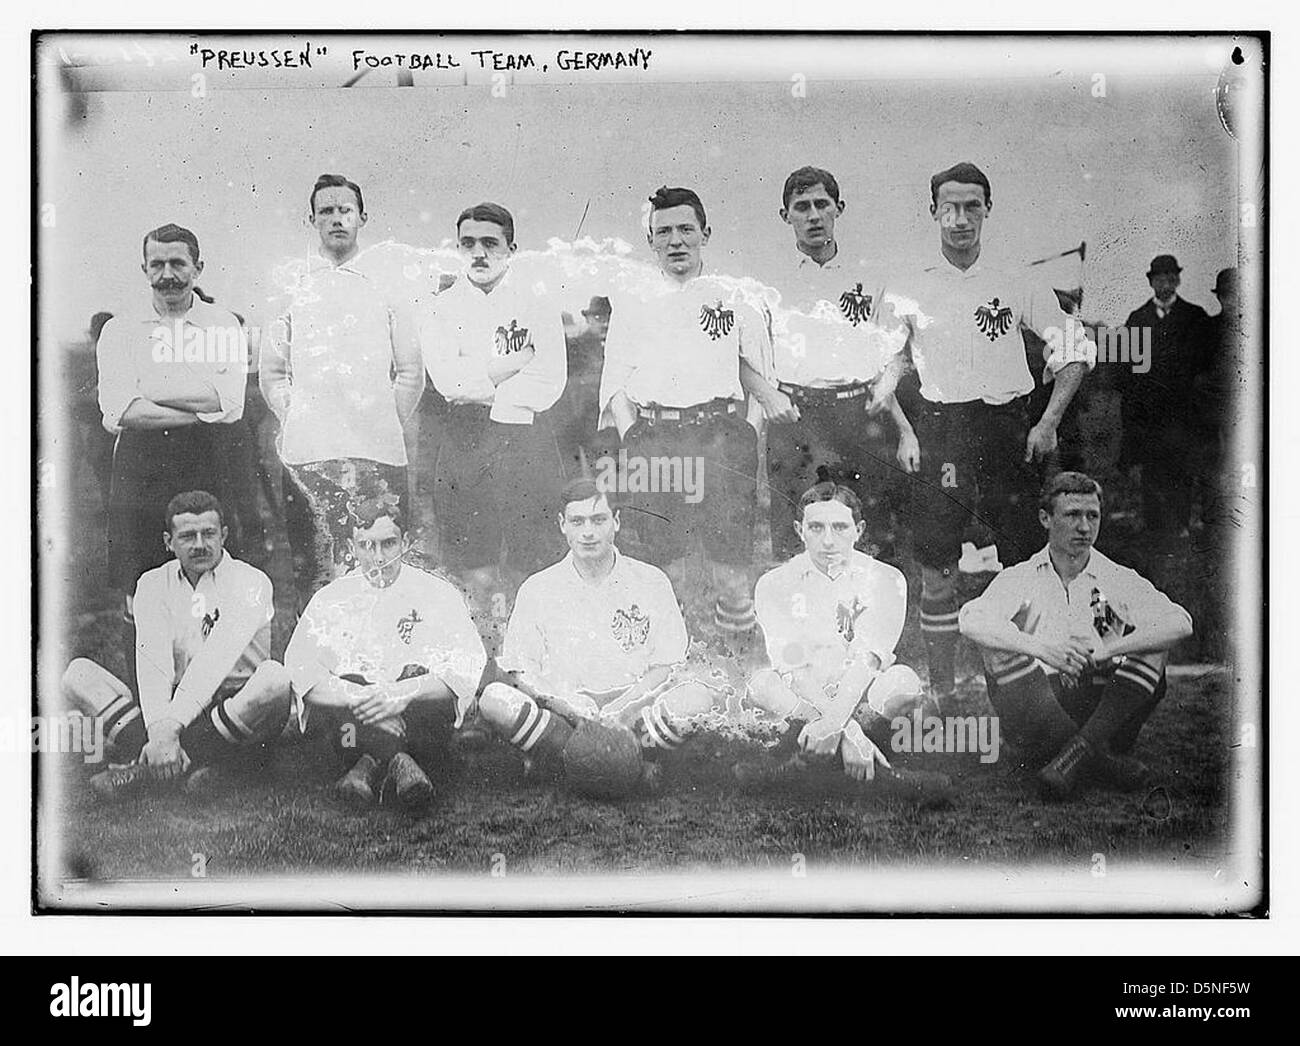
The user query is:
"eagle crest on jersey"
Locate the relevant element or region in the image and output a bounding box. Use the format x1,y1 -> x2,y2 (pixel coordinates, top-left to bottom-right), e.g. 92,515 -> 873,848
974,297 -> 1014,341
838,283 -> 873,326
396,608 -> 423,645
494,319 -> 531,355
699,300 -> 735,341
201,607 -> 220,639
836,597 -> 867,644
611,604 -> 651,652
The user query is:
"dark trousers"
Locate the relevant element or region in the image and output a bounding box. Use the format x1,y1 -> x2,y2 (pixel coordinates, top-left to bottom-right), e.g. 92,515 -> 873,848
766,390 -> 902,562
910,396 -> 1049,569
620,411 -> 758,568
432,406 -> 566,574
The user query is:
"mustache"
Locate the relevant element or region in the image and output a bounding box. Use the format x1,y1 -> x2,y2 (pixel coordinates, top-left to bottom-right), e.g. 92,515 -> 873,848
154,278 -> 186,290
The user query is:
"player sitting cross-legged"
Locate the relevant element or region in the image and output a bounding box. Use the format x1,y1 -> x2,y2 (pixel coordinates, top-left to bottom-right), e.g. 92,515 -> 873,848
61,490 -> 292,800
284,494 -> 486,811
959,471 -> 1193,800
477,477 -> 721,799
739,481 -> 952,801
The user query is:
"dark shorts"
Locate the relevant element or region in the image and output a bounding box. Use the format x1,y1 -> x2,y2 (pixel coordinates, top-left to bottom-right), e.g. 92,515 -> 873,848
108,425 -> 233,593
619,409 -> 757,567
766,388 -> 904,562
432,406 -> 566,574
909,396 -> 1048,569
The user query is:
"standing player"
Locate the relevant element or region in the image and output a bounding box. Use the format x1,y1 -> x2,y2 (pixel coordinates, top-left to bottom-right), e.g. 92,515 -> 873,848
420,202 -> 567,641
285,496 -> 486,810
599,185 -> 792,651
97,223 -> 250,691
479,478 -> 717,795
886,162 -> 1095,702
742,482 -> 948,800
766,166 -> 912,564
61,491 -> 291,798
260,173 -> 424,608
959,472 -> 1192,799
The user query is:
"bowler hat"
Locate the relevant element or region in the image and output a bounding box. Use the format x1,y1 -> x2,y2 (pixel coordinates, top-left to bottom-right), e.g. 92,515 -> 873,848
1147,254 -> 1182,278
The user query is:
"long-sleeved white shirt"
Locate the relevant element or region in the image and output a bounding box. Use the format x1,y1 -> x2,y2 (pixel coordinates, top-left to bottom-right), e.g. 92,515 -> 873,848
97,296 -> 247,433
882,250 -> 1095,405
285,564 -> 487,727
771,252 -> 908,388
958,544 -> 1192,674
267,252 -> 411,466
754,549 -> 908,686
132,553 -> 273,729
419,271 -> 566,425
598,272 -> 773,418
499,550 -> 688,698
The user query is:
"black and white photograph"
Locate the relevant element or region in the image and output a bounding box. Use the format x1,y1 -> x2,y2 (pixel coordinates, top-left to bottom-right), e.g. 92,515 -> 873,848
28,27 -> 1267,916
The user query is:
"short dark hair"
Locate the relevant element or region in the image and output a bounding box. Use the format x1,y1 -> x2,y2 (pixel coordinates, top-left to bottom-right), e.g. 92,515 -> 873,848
647,185 -> 707,232
310,173 -> 365,217
456,202 -> 516,246
782,166 -> 841,209
929,161 -> 992,209
797,481 -> 864,525
1039,471 -> 1103,515
560,476 -> 618,517
165,490 -> 224,532
142,223 -> 201,266
350,493 -> 405,534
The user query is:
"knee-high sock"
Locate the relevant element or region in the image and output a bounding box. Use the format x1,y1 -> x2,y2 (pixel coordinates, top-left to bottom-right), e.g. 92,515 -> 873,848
920,571 -> 960,693
984,653 -> 1079,769
502,695 -> 574,769
1081,657 -> 1164,752
714,594 -> 757,636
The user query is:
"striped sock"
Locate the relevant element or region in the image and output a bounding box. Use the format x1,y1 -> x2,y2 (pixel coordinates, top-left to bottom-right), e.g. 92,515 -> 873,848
101,694 -> 146,763
505,697 -> 573,767
919,591 -> 960,694
637,699 -> 690,752
714,595 -> 757,636
984,653 -> 1079,769
1081,658 -> 1164,750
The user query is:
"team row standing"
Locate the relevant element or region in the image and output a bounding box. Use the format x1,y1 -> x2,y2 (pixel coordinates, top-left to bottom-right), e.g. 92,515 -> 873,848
95,162 -> 1094,705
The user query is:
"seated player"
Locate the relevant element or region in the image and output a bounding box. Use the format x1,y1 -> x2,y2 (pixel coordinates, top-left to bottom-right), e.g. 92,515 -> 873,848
959,472 -> 1193,800
285,495 -> 486,810
61,490 -> 291,799
478,477 -> 720,797
743,481 -> 950,799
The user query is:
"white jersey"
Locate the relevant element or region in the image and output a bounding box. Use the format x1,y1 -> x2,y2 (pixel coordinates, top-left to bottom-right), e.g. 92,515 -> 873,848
286,563 -> 486,725
882,250 -> 1093,405
500,550 -> 688,699
420,271 -> 566,425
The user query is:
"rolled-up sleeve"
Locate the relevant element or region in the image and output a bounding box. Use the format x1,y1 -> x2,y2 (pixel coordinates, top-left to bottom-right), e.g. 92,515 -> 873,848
1024,276 -> 1096,377
195,318 -> 249,423
95,318 -> 140,434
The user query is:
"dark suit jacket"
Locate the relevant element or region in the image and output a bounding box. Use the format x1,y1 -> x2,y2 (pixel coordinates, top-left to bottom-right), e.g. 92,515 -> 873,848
1117,296 -> 1211,447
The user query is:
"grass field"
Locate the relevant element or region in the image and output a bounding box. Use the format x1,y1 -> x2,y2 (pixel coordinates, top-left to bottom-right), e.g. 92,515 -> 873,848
39,357 -> 1251,901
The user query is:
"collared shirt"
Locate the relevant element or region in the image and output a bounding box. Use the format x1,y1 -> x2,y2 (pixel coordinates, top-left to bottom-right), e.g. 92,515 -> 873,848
285,563 -> 487,727
754,549 -> 908,683
271,250 -> 409,466
500,550 -> 688,697
96,296 -> 247,433
882,250 -> 1095,405
132,553 -> 273,729
958,544 -> 1192,673
419,271 -> 566,425
598,271 -> 773,415
770,250 -> 907,388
